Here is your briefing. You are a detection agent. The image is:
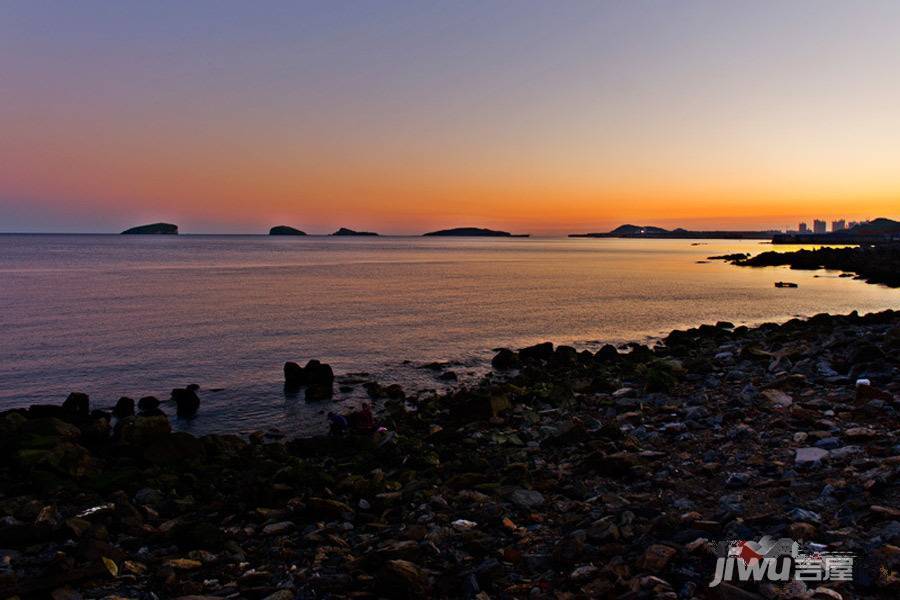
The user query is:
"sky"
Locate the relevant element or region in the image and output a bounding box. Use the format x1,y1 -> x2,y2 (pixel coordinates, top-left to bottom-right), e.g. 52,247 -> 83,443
1,1 -> 899,234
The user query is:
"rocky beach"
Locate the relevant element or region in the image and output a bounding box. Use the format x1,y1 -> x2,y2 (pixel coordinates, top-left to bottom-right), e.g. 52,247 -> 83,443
2,308 -> 898,599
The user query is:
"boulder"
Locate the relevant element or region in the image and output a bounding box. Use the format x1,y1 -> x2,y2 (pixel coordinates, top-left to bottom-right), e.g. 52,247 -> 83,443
594,344 -> 620,362
15,442 -> 92,478
19,417 -> 82,441
62,392 -> 90,417
113,397 -> 135,419
519,342 -> 554,362
171,387 -> 200,418
137,396 -> 164,416
284,359 -> 335,387
491,348 -> 519,370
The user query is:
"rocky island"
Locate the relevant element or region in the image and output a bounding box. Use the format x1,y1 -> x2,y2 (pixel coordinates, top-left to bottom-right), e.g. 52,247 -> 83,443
1,308 -> 898,598
120,223 -> 178,235
332,227 -> 378,236
423,227 -> 529,237
570,224 -> 773,239
268,225 -> 307,236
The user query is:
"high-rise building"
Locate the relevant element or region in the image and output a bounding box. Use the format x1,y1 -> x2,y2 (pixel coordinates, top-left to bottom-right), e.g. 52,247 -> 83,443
798,222 -> 809,233
831,219 -> 846,232
813,219 -> 827,234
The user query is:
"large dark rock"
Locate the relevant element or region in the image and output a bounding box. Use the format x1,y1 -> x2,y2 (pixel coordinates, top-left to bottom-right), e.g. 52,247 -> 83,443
594,344 -> 620,362
284,359 -> 335,387
113,397 -> 135,419
171,387 -> 200,418
137,396 -> 164,416
491,348 -> 519,370
121,222 -> 177,234
62,392 -> 90,417
518,342 -> 554,363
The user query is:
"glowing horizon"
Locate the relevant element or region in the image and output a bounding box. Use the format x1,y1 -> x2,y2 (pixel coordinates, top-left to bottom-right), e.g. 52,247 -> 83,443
2,1 -> 898,234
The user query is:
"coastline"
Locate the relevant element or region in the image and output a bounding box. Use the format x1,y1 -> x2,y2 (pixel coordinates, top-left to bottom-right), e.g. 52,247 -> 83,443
2,309 -> 898,598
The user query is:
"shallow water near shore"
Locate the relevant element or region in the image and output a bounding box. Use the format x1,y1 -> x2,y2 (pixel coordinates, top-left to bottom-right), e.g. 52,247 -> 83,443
1,234 -> 896,436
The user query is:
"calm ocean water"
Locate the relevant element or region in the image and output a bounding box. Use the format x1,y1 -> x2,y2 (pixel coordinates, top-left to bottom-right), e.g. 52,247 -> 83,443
1,234 -> 896,436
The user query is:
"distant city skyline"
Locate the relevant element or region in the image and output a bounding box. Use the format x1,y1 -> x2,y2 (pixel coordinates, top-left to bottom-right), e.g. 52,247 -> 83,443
793,217 -> 868,235
2,2 -> 900,234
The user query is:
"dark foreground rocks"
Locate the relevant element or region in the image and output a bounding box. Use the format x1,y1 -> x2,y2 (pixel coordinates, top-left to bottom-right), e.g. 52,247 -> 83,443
1,311 -> 899,598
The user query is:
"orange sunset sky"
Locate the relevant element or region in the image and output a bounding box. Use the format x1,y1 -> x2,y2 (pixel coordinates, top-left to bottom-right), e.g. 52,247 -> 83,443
1,1 -> 898,234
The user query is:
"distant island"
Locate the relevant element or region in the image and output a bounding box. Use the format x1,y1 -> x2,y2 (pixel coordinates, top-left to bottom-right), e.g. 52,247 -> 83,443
332,227 -> 378,236
570,223 -> 774,240
269,225 -> 307,236
120,223 -> 178,235
423,227 -> 529,237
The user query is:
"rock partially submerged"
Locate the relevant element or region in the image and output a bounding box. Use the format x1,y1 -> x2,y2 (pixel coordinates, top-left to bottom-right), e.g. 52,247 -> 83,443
284,359 -> 335,400
171,385 -> 200,418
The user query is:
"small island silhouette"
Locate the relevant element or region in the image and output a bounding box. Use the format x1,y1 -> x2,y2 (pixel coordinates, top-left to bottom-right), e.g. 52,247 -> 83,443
269,225 -> 307,236
332,227 -> 378,236
423,227 -> 529,237
120,223 -> 178,235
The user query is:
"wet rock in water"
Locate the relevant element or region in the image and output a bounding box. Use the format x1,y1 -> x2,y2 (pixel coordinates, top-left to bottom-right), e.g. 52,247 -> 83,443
305,383 -> 333,401
284,359 -> 334,386
491,348 -> 519,370
171,386 -> 200,417
137,396 -> 165,416
284,360 -> 335,402
113,396 -> 135,419
518,341 -> 554,362
62,392 -> 89,417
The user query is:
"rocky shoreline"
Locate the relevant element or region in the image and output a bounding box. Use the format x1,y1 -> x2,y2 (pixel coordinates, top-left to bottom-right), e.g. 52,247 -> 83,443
721,244 -> 900,288
2,311 -> 899,599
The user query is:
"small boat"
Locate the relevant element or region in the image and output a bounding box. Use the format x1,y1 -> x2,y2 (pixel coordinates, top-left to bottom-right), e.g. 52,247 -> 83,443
774,281 -> 798,288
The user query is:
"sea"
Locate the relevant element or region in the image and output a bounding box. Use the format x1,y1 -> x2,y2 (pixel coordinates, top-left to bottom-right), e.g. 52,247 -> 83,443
1,234 -> 896,436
